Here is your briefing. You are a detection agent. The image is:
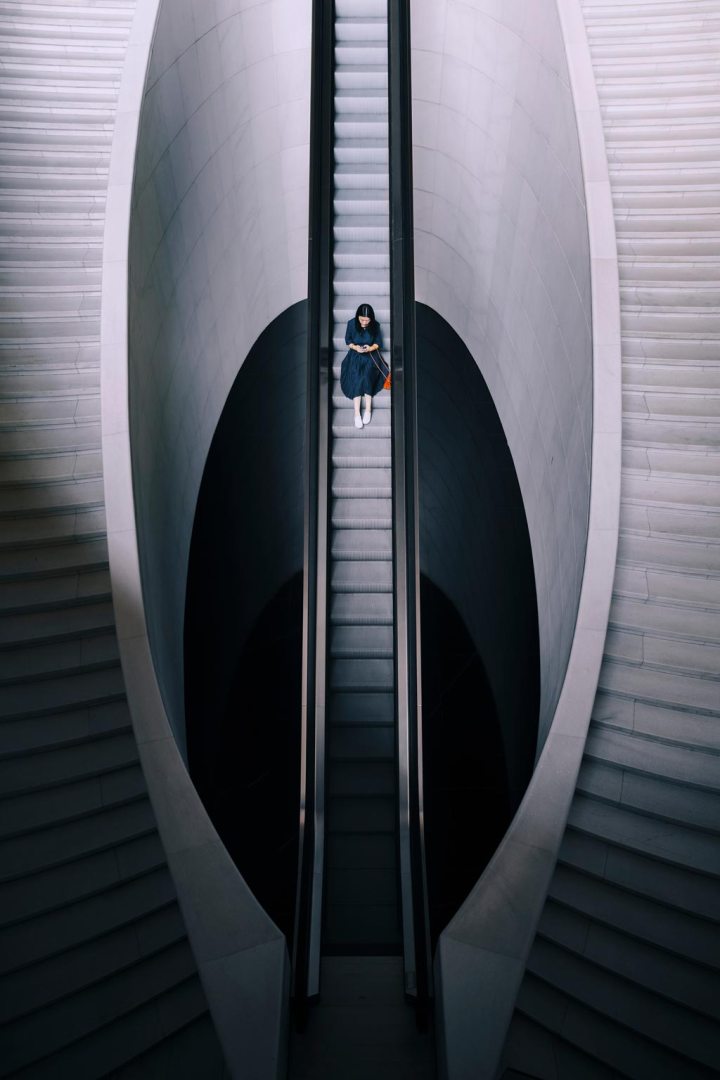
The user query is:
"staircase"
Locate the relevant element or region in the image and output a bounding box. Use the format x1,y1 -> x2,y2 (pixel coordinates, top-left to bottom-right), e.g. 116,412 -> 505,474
324,0 -> 399,956
0,3 -> 226,1074
502,2 -> 720,1077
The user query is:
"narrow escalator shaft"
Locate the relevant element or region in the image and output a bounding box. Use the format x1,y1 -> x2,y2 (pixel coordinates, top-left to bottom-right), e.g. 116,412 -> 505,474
324,0 -> 399,955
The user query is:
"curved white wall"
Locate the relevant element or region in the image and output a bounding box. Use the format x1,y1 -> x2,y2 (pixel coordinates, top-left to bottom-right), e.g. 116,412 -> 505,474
411,0 -> 593,749
128,0 -> 311,751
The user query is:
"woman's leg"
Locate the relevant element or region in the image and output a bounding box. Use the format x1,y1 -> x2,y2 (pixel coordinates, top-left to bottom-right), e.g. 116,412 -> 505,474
362,394 -> 372,424
353,395 -> 363,428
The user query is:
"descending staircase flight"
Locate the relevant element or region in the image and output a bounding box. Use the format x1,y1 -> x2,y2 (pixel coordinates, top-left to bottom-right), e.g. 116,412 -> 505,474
503,2 -> 720,1076
0,2 -> 225,1073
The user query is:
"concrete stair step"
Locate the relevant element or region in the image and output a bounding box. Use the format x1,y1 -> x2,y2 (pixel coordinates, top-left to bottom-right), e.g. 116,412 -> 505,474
578,758 -> 720,833
568,791 -> 720,876
585,724 -> 720,791
0,448 -> 102,484
0,662 -> 125,722
617,530 -> 720,574
0,863 -> 174,973
0,596 -> 115,650
0,796 -> 154,883
0,697 -> 129,761
0,761 -> 145,842
0,631 -> 119,684
607,594 -> 720,646
0,831 -> 169,975
621,469 -> 719,504
537,898 -> 718,1018
560,823 -> 720,922
0,475 -> 104,514
526,935 -> 718,1071
1,941 -> 201,1075
623,415 -> 720,448
623,363 -> 720,392
0,504 -> 105,547
504,1010 -> 618,1080
613,557 -> 720,605
0,899 -> 186,1024
548,861 -> 720,968
598,654 -> 719,715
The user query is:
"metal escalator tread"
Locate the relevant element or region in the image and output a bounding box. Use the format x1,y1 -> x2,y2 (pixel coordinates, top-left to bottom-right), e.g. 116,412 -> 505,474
0,5 -> 226,1073
323,0 -> 400,955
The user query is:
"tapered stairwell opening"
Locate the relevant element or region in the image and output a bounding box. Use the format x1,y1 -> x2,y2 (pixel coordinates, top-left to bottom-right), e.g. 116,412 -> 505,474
184,302 -> 307,945
420,576 -> 511,948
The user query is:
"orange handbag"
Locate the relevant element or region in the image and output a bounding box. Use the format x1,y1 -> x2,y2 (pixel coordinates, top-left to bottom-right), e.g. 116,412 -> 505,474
372,349 -> 391,390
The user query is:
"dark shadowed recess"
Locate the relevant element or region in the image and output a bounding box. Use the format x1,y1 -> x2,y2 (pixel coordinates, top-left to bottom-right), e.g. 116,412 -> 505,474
416,303 -> 540,943
184,302 -> 307,945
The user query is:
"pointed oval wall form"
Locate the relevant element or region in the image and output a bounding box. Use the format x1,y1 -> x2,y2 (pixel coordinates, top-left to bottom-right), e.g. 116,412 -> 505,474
128,0 -> 312,755
411,0 -> 593,751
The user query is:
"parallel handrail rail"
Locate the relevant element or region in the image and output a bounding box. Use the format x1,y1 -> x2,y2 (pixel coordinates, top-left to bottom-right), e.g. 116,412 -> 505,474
293,0 -> 335,1016
388,0 -> 432,1016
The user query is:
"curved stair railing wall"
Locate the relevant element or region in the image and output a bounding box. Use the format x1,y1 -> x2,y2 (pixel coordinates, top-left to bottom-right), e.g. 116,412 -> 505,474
101,0 -> 317,1075
407,0 -> 622,1076
0,1 -> 233,1075
502,1 -> 720,1076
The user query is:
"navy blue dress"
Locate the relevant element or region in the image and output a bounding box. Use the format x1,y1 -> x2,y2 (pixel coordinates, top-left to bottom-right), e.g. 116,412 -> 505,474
340,319 -> 387,400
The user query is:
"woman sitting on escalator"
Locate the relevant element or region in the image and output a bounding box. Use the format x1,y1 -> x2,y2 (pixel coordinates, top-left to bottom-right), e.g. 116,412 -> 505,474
340,303 -> 388,429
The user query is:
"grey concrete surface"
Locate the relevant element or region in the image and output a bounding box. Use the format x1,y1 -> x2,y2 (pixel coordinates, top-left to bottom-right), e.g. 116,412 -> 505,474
0,0 -> 229,1074
502,1 -> 720,1075
127,0 -> 311,753
424,1 -> 623,1076
102,1 -> 301,1075
410,0 -> 593,751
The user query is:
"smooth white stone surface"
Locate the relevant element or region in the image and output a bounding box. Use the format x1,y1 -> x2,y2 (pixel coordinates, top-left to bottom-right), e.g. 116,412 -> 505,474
101,2 -> 299,1075
127,0 -> 311,750
427,0 -> 622,1076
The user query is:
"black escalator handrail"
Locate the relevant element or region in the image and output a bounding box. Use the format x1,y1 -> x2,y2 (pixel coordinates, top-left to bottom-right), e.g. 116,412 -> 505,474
293,0 -> 335,1017
388,0 -> 432,1014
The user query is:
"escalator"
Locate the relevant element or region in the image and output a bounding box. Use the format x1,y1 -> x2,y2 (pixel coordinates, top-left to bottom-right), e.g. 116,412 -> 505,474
325,0 -> 398,958
291,0 -> 433,1073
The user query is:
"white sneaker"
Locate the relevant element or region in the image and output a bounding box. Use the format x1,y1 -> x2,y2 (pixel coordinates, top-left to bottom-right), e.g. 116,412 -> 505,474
362,409 -> 372,425
354,414 -> 363,429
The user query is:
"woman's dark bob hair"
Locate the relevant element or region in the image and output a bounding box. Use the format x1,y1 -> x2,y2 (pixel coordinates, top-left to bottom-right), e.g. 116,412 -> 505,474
354,303 -> 378,335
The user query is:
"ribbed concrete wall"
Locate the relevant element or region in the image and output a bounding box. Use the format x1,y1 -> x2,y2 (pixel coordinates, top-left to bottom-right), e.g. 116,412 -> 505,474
128,0 -> 311,751
410,0 -> 593,750
502,1 -> 720,1075
0,2 -> 228,1073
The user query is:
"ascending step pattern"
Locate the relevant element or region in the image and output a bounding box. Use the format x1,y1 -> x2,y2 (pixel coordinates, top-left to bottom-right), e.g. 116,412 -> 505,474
323,0 -> 400,954
503,3 -> 720,1078
0,3 -> 225,1074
